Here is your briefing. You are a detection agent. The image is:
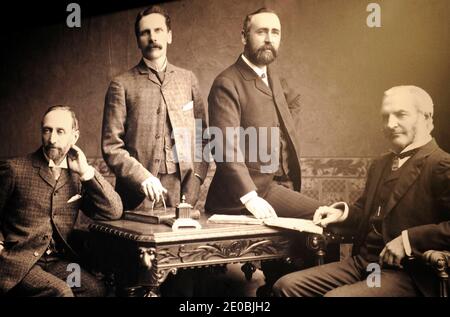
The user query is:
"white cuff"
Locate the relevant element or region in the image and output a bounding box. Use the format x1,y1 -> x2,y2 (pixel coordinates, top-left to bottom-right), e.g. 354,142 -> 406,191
402,230 -> 412,257
329,201 -> 349,222
80,166 -> 95,182
141,174 -> 156,187
240,191 -> 258,205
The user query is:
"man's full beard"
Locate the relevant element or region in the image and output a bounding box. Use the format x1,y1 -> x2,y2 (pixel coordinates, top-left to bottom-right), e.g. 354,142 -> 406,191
246,43 -> 278,66
45,146 -> 65,163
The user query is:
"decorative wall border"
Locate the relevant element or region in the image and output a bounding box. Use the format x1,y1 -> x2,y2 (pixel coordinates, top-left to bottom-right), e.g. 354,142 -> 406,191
84,157 -> 373,208
0,156 -> 372,210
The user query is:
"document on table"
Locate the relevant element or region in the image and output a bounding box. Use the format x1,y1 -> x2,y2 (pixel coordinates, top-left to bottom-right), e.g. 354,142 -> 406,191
207,214 -> 264,225
263,217 -> 323,234
207,214 -> 324,234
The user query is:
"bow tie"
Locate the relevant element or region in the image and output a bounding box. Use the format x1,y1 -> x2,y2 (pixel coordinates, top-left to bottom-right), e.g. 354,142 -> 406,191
391,148 -> 420,171
393,148 -> 420,159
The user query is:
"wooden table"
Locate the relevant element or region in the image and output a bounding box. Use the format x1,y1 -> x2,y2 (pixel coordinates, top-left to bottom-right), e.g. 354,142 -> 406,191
87,214 -> 318,296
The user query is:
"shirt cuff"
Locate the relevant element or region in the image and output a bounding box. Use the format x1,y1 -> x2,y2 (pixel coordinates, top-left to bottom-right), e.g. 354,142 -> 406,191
240,191 -> 258,205
141,174 -> 155,187
80,166 -> 95,182
402,230 -> 413,257
329,201 -> 349,222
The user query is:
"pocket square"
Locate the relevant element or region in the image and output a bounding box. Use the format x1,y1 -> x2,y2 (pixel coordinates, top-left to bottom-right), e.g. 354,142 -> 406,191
182,101 -> 194,111
67,194 -> 82,203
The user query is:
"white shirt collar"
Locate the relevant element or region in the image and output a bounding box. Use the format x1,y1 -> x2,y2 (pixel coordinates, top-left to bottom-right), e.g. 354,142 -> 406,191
143,56 -> 167,72
241,54 -> 267,78
42,148 -> 68,169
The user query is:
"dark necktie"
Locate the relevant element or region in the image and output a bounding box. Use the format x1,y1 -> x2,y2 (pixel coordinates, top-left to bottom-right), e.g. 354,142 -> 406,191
151,68 -> 165,84
260,72 -> 268,86
156,71 -> 165,83
391,148 -> 420,171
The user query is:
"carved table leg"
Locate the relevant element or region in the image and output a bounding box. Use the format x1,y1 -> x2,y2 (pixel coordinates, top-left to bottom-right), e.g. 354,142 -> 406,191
139,247 -> 180,297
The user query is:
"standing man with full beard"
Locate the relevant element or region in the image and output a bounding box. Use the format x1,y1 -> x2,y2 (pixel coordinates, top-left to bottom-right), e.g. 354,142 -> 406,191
205,8 -> 322,219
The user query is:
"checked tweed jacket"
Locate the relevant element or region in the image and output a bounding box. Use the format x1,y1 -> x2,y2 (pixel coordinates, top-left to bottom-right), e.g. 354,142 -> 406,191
0,149 -> 123,293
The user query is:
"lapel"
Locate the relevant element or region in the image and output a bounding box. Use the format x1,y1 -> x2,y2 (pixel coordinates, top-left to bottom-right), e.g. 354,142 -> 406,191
383,139 -> 439,217
160,62 -> 178,113
235,56 -> 272,96
138,59 -> 177,111
32,148 -> 71,190
137,58 -> 162,86
235,55 -> 303,166
267,66 -> 302,164
32,149 -> 56,187
162,62 -> 175,87
55,168 -> 70,191
364,155 -> 392,216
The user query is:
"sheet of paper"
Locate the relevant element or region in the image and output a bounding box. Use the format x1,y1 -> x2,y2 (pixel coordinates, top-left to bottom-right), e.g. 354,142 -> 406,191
207,214 -> 264,225
263,217 -> 323,234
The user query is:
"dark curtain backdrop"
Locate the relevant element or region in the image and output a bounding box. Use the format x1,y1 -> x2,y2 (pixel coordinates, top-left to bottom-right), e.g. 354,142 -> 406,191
1,0 -> 449,157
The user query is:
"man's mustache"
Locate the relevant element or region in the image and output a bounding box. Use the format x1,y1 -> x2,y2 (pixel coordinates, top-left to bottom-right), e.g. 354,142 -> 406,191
257,44 -> 276,55
146,43 -> 163,50
45,145 -> 62,151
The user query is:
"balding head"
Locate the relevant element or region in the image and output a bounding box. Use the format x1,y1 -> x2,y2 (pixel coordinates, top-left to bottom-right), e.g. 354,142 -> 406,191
383,85 -> 433,118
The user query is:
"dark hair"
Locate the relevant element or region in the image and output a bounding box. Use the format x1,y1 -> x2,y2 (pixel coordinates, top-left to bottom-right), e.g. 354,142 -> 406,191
135,5 -> 171,37
42,105 -> 79,130
242,7 -> 278,36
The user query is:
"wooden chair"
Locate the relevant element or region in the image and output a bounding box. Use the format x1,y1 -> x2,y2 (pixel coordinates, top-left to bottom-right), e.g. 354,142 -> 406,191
306,226 -> 449,297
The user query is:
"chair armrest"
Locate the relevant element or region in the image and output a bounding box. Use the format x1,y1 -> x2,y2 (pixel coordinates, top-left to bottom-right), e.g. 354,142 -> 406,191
324,223 -> 356,244
305,222 -> 356,266
421,250 -> 450,297
421,250 -> 450,274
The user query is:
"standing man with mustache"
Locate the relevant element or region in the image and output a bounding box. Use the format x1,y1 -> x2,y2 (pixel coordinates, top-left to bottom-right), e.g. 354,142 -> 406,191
101,5 -> 209,296
274,86 -> 450,297
205,8 -> 322,219
0,105 -> 123,296
102,5 -> 208,212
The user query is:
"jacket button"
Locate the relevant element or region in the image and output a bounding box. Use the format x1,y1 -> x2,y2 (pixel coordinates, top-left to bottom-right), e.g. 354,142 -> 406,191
33,251 -> 39,257
155,135 -> 160,139
156,108 -> 161,114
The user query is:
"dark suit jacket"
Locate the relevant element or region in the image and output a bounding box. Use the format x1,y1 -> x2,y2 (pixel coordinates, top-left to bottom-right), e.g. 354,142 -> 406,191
102,60 -> 209,209
345,139 -> 450,296
0,149 -> 123,294
205,56 -> 303,214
